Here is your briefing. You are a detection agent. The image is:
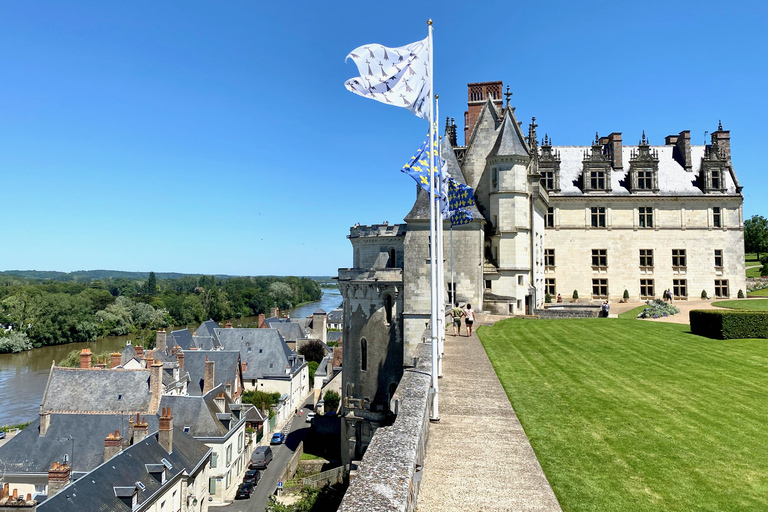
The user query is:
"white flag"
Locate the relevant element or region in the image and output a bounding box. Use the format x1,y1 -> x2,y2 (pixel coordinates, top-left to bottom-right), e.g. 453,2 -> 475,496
344,37 -> 431,120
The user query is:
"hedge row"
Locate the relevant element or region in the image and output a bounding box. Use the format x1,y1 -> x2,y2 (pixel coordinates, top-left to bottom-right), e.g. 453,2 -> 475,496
690,310 -> 768,340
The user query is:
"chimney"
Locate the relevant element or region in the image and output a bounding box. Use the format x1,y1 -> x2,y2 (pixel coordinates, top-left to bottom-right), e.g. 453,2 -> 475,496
39,404 -> 50,437
311,311 -> 327,344
258,314 -> 266,328
79,349 -> 92,369
203,357 -> 215,395
285,365 -> 291,375
125,415 -> 136,448
135,345 -> 144,357
607,132 -> 623,170
225,321 -> 232,329
156,329 -> 167,354
110,352 -> 121,369
158,407 -> 173,453
47,461 -> 71,497
675,130 -> 692,170
133,415 -> 148,443
144,352 -> 154,369
464,81 -> 503,145
1,483 -> 8,500
712,121 -> 730,161
149,361 -> 163,413
176,348 -> 184,370
241,362 -> 247,374
271,307 -> 279,319
104,430 -> 122,462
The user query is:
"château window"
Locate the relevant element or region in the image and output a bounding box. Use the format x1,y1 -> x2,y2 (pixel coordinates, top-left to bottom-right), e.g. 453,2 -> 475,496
591,249 -> 607,270
711,169 -> 721,189
485,280 -> 492,290
590,207 -> 606,228
638,207 -> 653,228
541,171 -> 554,190
715,279 -> 729,298
590,170 -> 606,190
385,295 -> 393,324
640,279 -> 654,299
713,207 -> 722,228
545,278 -> 556,296
639,249 -> 654,270
672,249 -> 686,273
387,248 -> 396,268
544,249 -> 556,269
673,279 -> 687,299
637,170 -> 653,190
714,249 -> 723,269
360,338 -> 367,371
546,207 -> 554,228
592,279 -> 608,298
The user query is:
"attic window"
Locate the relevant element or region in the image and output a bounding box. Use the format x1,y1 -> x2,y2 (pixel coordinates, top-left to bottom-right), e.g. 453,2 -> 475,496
161,458 -> 173,470
136,481 -> 146,491
248,348 -> 251,352
183,426 -> 190,433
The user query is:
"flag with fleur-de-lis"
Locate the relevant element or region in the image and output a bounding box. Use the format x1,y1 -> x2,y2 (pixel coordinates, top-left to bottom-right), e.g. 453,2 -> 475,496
344,37 -> 431,120
400,130 -> 447,206
450,208 -> 473,226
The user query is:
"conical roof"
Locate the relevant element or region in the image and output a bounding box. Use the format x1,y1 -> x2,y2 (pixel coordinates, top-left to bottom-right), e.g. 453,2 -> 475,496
488,109 -> 529,158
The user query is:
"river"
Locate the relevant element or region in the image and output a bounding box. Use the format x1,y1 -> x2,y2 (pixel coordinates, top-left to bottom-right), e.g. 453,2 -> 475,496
0,288 -> 341,427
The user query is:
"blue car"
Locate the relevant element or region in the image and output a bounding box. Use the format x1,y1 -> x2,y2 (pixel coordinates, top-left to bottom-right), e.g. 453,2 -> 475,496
270,432 -> 285,445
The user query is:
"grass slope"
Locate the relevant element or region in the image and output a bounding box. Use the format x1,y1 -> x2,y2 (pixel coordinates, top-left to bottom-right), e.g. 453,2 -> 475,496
712,299 -> 768,311
748,288 -> 768,298
479,318 -> 768,511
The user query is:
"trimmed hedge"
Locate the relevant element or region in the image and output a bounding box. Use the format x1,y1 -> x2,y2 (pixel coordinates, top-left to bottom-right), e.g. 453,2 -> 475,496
690,309 -> 768,339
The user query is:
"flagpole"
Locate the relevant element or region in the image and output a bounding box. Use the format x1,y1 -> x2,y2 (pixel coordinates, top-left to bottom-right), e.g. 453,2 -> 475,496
435,98 -> 445,379
427,19 -> 439,422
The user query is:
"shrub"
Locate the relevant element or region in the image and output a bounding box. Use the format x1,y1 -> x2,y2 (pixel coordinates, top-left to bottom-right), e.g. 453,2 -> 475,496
623,290 -> 630,300
690,309 -> 768,339
761,255 -> 768,265
701,290 -> 709,299
638,299 -> 680,319
762,263 -> 768,277
299,339 -> 327,364
323,390 -> 340,413
572,290 -> 579,300
0,332 -> 32,353
545,293 -> 552,304
738,289 -> 745,298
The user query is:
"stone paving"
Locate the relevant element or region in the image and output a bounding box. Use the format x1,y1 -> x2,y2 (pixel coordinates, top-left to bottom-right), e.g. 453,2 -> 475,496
416,315 -> 562,512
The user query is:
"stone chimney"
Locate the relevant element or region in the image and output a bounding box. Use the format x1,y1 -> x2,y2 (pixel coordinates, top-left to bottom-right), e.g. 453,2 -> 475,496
674,130 -> 692,170
311,311 -> 327,344
110,352 -> 121,369
176,348 -> 184,370
39,404 -> 50,437
125,415 -> 136,448
158,407 -> 173,454
104,430 -> 122,462
271,307 -> 279,319
47,462 -> 71,497
258,314 -> 266,328
711,121 -> 730,162
203,357 -> 215,395
134,345 -> 143,358
607,132 -> 623,170
224,321 -> 232,329
149,361 -> 163,413
156,329 -> 167,354
79,349 -> 92,369
133,415 -> 148,443
144,352 -> 154,369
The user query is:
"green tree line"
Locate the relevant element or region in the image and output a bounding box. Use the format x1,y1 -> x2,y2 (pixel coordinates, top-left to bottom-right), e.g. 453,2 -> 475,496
0,274 -> 322,353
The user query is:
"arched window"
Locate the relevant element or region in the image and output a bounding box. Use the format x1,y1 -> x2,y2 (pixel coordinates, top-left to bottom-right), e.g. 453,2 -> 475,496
388,248 -> 396,268
385,295 -> 393,324
360,338 -> 367,371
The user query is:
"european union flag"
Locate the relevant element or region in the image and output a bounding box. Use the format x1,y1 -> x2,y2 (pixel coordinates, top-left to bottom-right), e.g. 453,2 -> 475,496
450,208 -> 473,226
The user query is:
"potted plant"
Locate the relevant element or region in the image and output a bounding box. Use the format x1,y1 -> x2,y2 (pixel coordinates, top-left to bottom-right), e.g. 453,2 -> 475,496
622,289 -> 630,303
545,293 -> 552,303
572,290 -> 579,303
701,290 -> 708,299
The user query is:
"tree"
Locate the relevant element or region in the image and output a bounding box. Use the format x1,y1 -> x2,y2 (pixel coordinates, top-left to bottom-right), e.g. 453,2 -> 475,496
323,390 -> 340,413
744,215 -> 768,259
269,282 -> 294,309
298,339 -> 326,364
0,331 -> 32,353
147,272 -> 157,296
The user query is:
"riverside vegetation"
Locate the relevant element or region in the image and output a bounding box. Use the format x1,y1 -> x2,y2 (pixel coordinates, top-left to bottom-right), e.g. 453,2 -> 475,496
0,272 -> 321,353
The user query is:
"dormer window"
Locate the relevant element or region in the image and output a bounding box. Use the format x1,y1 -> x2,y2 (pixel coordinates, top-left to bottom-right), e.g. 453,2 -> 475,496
581,136 -> 612,193
590,170 -> 605,189
628,132 -> 659,193
700,141 -> 728,193
538,135 -> 560,192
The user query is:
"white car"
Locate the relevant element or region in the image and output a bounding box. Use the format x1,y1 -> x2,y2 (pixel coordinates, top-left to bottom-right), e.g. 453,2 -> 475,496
305,412 -> 316,423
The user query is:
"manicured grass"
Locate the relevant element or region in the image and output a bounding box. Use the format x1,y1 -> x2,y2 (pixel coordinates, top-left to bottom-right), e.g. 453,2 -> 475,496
748,288 -> 768,298
712,299 -> 768,311
479,318 -> 768,512
746,253 -> 760,265
747,266 -> 764,278
618,305 -> 646,319
300,452 -> 325,461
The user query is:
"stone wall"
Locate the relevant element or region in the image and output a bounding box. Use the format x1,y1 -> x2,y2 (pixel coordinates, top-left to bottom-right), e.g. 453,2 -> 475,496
535,307 -> 601,319
338,341 -> 432,512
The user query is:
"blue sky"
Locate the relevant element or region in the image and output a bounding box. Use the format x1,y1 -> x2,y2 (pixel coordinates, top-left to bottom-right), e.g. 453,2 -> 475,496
1,1 -> 765,276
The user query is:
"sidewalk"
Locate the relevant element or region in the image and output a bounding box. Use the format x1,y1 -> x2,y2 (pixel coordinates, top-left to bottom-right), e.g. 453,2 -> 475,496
416,315 -> 562,512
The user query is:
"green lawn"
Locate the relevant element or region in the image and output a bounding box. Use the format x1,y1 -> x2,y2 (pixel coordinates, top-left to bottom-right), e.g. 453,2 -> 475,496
746,253 -> 760,265
748,288 -> 768,298
712,299 -> 768,311
618,305 -> 647,319
479,318 -> 768,512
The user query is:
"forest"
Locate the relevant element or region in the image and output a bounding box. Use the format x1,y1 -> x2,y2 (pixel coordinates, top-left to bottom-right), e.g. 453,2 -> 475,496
0,273 -> 322,353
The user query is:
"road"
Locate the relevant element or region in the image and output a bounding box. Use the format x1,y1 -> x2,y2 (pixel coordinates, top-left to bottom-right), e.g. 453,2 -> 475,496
214,401 -> 313,512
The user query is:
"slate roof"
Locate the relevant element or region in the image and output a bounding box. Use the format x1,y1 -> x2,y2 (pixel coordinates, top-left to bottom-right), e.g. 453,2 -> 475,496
326,331 -> 342,344
488,109 -> 529,158
38,426 -> 210,512
0,413 -> 159,475
159,386 -> 232,438
327,309 -> 343,324
552,144 -> 739,196
195,320 -> 220,338
167,329 -> 195,351
212,328 -> 293,380
183,350 -> 241,396
267,322 -> 305,342
41,367 -> 153,414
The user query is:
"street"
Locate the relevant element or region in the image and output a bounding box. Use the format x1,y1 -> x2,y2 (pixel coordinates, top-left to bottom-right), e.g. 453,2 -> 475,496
213,401 -> 313,512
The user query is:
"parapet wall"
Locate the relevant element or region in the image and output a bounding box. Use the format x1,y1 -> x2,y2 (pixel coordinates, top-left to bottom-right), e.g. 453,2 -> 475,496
338,341 -> 432,512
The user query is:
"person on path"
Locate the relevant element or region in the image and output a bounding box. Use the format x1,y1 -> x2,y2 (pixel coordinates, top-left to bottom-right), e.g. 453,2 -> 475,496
450,302 -> 464,336
556,293 -> 563,303
464,303 -> 475,337
602,300 -> 610,317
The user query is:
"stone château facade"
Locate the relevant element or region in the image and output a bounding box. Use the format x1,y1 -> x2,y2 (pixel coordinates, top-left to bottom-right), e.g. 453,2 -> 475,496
338,80 -> 746,464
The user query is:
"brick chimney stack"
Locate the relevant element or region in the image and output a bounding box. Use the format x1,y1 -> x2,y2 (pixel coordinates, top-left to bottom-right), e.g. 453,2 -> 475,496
224,321 -> 233,328
1,483 -> 8,500
110,352 -> 121,369
176,348 -> 184,370
158,407 -> 173,454
79,349 -> 92,369
135,345 -> 144,357
149,361 -> 163,413
125,414 -> 136,448
271,307 -> 279,319
203,357 -> 215,395
608,133 -> 623,170
133,415 -> 148,443
156,329 -> 167,354
47,461 -> 71,497
258,314 -> 266,328
464,81 -> 503,145
104,430 -> 122,462
144,352 -> 154,369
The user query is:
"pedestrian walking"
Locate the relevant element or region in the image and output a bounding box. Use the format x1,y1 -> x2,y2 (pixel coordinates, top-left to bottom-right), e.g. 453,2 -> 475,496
450,302 -> 464,336
464,303 -> 475,337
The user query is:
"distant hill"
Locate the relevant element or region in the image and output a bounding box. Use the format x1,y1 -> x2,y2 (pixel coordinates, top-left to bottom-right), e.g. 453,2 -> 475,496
0,270 -> 336,282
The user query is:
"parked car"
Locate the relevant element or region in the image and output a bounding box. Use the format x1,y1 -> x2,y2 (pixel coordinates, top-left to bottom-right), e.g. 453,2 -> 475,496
0,431 -> 6,440
243,469 -> 260,485
270,432 -> 285,445
235,482 -> 254,499
305,412 -> 316,423
250,446 -> 273,469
